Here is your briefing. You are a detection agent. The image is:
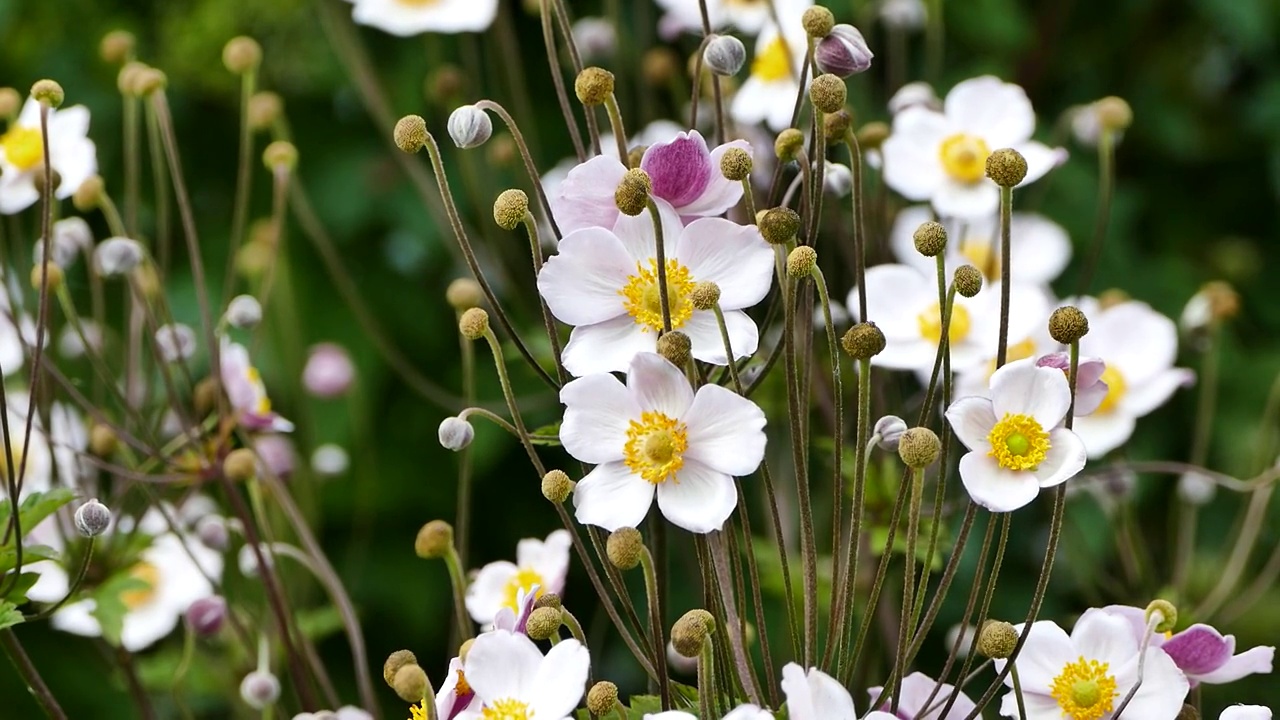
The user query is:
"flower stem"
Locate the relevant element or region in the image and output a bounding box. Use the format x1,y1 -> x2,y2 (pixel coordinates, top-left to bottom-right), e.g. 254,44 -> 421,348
647,199 -> 674,333
638,546 -> 672,709
442,544 -> 475,643
1,629 -> 68,719
996,185 -> 1013,367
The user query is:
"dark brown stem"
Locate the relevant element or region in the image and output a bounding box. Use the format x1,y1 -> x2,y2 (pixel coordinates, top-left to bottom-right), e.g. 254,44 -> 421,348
1,629 -> 67,719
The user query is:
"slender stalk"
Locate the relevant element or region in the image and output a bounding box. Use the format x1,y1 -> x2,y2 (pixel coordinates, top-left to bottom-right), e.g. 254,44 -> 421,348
1009,665 -> 1028,720
638,546 -> 672,709
646,200 -> 674,333
708,531 -> 763,705
783,279 -> 818,666
603,93 -> 630,166
1075,130 -> 1115,299
996,185 -> 1013,367
474,100 -> 564,242
1174,319 -> 1220,592
222,68 -> 257,309
844,131 -> 868,321
455,323 -> 475,567
443,545 -> 475,643
539,0 -> 586,161
1,629 -> 67,719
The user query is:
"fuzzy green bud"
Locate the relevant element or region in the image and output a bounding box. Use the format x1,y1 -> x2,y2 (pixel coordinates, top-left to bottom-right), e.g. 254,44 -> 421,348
720,147 -> 753,181
0,88 -> 19,118
606,527 -> 644,570
1096,96 -> 1133,132
458,308 -> 490,340
132,67 -> 167,96
1145,599 -> 1178,634
841,322 -> 885,360
824,109 -> 854,142
248,91 -> 283,132
414,520 -> 454,559
657,331 -> 692,368
394,115 -> 428,154
392,664 -> 429,703
100,30 -> 136,65
671,609 -> 716,658
493,189 -> 529,230
801,6 -> 836,37
262,141 -> 297,171
898,427 -> 941,468
586,681 -> 619,717
89,424 -> 118,457
913,221 -> 947,257
541,469 -> 575,503
857,121 -> 890,150
534,592 -> 562,610
774,128 -> 804,161
445,278 -> 483,311
383,650 -> 418,687
615,168 -> 653,216
977,620 -> 1019,659
223,448 -> 258,482
787,245 -> 817,279
809,74 -> 847,114
222,36 -> 262,75
525,607 -> 563,641
985,148 -> 1028,188
1048,306 -> 1089,344
759,207 -> 801,245
575,66 -> 615,106
689,282 -> 721,310
953,265 -> 983,298
30,79 -> 64,108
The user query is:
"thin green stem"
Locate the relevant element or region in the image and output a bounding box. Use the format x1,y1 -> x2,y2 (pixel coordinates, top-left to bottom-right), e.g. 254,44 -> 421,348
1075,130 -> 1115,299
996,185 -> 1013,367
2,629 -> 67,720
638,546 -> 672,709
443,545 -> 475,643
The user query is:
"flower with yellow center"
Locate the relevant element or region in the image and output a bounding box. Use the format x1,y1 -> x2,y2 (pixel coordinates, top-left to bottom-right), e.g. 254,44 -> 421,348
221,339 -> 294,432
562,352 -> 766,533
946,361 -> 1086,512
0,98 -> 98,215
539,204 -> 773,376
433,656 -> 480,719
345,0 -> 497,35
464,530 -> 571,627
750,37 -> 792,82
1,127 -> 43,172
731,22 -> 809,130
462,631 -> 589,720
995,610 -> 1189,720
654,0 -> 794,37
882,76 -> 1066,219
916,302 -> 972,346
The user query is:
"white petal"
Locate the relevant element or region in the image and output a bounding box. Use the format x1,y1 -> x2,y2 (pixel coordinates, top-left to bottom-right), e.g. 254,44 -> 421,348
519,530 -> 573,594
1114,648 -> 1189,719
50,599 -> 102,637
1071,609 -> 1140,668
1008,213 -> 1071,285
682,385 -> 766,476
1070,411 -> 1137,459
1014,141 -> 1067,186
932,178 -> 1000,219
675,218 -> 773,310
561,316 -> 657,376
0,172 -> 39,215
780,663 -> 857,720
722,705 -> 774,720
627,352 -> 694,417
1080,300 -> 1178,385
559,373 -> 636,464
613,197 -> 684,263
882,108 -> 949,201
464,630 -> 545,703
656,459 -> 737,533
573,462 -> 655,531
684,309 -> 758,365
994,620 -> 1073,691
945,76 -> 1035,147
958,452 -> 1040,512
871,337 -> 938,371
1119,368 -> 1195,418
990,363 -> 1071,429
945,396 -> 997,452
852,264 -> 934,337
537,228 -> 634,326
1220,707 -> 1273,720
999,691 -> 1062,720
1032,428 -> 1086,487
465,561 -> 516,625
549,155 -> 626,234
529,639 -> 590,717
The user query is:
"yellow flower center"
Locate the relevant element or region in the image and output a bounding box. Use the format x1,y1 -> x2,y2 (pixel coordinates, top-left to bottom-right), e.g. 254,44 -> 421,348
121,561 -> 160,610
502,567 -> 545,614
454,668 -> 472,697
751,37 -> 792,82
1,127 -> 43,172
620,259 -> 694,333
0,443 -> 27,480
481,698 -> 533,720
959,235 -> 1000,279
987,413 -> 1050,471
623,411 -> 689,485
1049,656 -> 1118,720
979,338 -> 1038,383
409,702 -> 429,720
1095,365 -> 1126,415
939,133 -> 991,184
917,302 -> 972,345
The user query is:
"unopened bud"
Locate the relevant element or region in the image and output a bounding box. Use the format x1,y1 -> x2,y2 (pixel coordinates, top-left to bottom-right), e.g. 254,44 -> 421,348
985,148 -> 1027,188
606,527 -> 644,570
448,105 -> 492,149
759,207 -> 800,245
415,520 -> 454,559
586,681 -> 619,717
196,516 -> 230,551
815,24 -> 874,77
801,6 -> 836,37
240,670 -> 281,709
226,295 -> 263,329
303,343 -> 355,398
841,322 -> 885,360
898,427 -> 941,468
383,650 -> 418,687
787,246 -> 817,279
525,606 -> 562,641
656,331 -> 692,367
458,308 -> 489,340
671,609 -> 716,658
99,30 -> 135,65
1145,599 -> 1178,634
1048,306 -> 1089,344
392,664 -> 429,703
534,592 -> 562,610
247,92 -> 282,131
0,88 -> 20,118
187,595 -> 228,636
224,448 -> 258,482
155,324 -> 197,364
89,424 -> 118,457
31,79 -> 64,108
874,416 -> 908,451
222,37 -> 262,74
720,146 -> 752,181
774,128 -> 804,161
615,168 -> 652,216
394,115 -> 428,154
1095,96 -> 1133,132
73,175 -> 105,212
824,109 -> 854,141
30,262 -> 63,293
262,141 -> 297,170
575,67 -> 615,106
132,67 -> 167,96
976,620 -> 1019,659
438,417 -> 475,452
703,34 -> 746,76
857,121 -> 890,150
493,189 -> 529,230
74,499 -> 111,537
809,73 -> 847,114
446,278 -> 484,310
953,265 -> 983,298
689,281 -> 721,310
913,221 -> 947,257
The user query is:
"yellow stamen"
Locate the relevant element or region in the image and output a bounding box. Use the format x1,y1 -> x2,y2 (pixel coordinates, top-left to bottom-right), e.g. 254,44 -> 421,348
623,411 -> 689,485
917,302 -> 972,345
1049,656 -> 1118,720
502,567 -> 545,614
1095,365 -> 1126,414
939,133 -> 991,184
959,235 -> 1000,279
987,413 -> 1050,471
409,702 -> 429,720
481,698 -> 532,720
620,259 -> 695,333
751,37 -> 792,82
121,561 -> 160,610
1,127 -> 43,172
454,668 -> 472,697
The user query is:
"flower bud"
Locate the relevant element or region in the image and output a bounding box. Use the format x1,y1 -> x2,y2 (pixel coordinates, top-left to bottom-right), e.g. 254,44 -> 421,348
312,444 -> 350,478
985,148 -> 1027,188
615,168 -> 652,216
31,79 -> 64,108
976,620 -> 1018,659
913,220 -> 947,257
415,520 -> 454,559
606,527 -> 644,570
89,424 -> 118,457
525,606 -> 562,641
801,6 -> 835,36
824,109 -> 854,141
1145,599 -> 1178,634
787,246 -> 817,279
448,105 -> 492,149
254,434 -> 296,479
0,88 -> 20,117
197,515 -> 230,551
224,448 -> 258,482
689,281 -> 721,311
534,592 -> 562,610
438,417 -> 475,452
774,128 -> 804,161
841,322 -> 885,360
822,162 -> 853,197
656,331 -> 692,367
574,67 -> 615,106
304,343 -> 355,398
759,207 -> 801,245
642,48 -> 679,87
458,308 -> 489,340
815,24 -> 874,77
95,237 -> 144,277
155,324 -> 197,364
898,427 -> 941,468
394,114 -> 428,154
586,681 -> 619,717
100,30 -> 135,64
222,37 -> 262,75
493,189 -> 529,231
720,147 -> 752,181
880,0 -> 927,29
953,265 -> 983,298
240,670 -> 281,709
30,262 -> 63,293
446,278 -> 484,310
73,175 -> 105,211
703,34 -> 746,76
1177,471 -> 1216,506
226,295 -> 263,329
1048,306 -> 1089,344
262,141 -> 297,170
671,609 -> 716,658
1095,96 -> 1133,132
392,664 -> 429,703
874,416 -> 908,451
74,498 -> 111,537
133,67 -> 167,96
809,74 -> 848,114
248,92 -> 283,132
187,595 -> 228,636
383,650 -> 418,687
857,121 -> 890,150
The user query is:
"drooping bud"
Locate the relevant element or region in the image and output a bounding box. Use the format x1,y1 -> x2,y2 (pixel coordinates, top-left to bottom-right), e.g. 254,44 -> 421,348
985,148 -> 1028,188
1095,96 -> 1133,133
787,246 -> 817,279
703,34 -> 746,77
448,105 -> 492,149
446,278 -> 484,310
99,30 -> 136,65
197,515 -> 230,551
225,295 -> 263,329
953,265 -> 983,298
815,24 -> 874,77
586,681 -> 619,717
155,324 -> 197,363
240,670 -> 281,709
912,221 -> 947,257
31,79 -> 64,108
73,175 -> 105,211
303,343 -> 355,398
841,322 -> 885,360
615,168 -> 652,216
1048,306 -> 1089,344
394,115 -> 428,154
720,147 -> 753,181
822,163 -> 852,197
857,121 -> 890,150
132,67 -> 167,96
534,593 -> 562,610
606,527 -> 644,570
222,37 -> 262,75
656,331 -> 692,367
541,468 -> 575,502
383,650 -> 418,687
898,427 -> 941,468
0,88 -> 20,117
458,308 -> 490,340
671,609 -> 716,658
574,67 -> 615,106
525,606 -> 563,641
774,128 -> 804,162
187,595 -> 228,636
438,417 -> 475,452
415,520 -> 454,559
262,141 -> 297,171
89,424 -> 118,457
759,207 -> 801,245
493,189 -> 529,231
824,109 -> 854,142
30,262 -> 63,293
1145,599 -> 1178,634
223,448 -> 258,482
976,620 -> 1019,659
809,74 -> 847,114
689,281 -> 721,311
392,663 -> 429,703
74,499 -> 111,537
874,416 -> 908,451
247,92 -> 283,132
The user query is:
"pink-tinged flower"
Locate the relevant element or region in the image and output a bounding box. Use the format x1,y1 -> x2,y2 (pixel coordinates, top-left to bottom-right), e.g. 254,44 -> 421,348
253,433 -> 296,479
1035,353 -> 1109,416
1102,605 -> 1275,687
945,361 -> 1087,512
550,129 -> 750,234
464,530 -> 571,626
562,352 -> 766,534
302,342 -> 355,398
815,24 -> 873,77
435,656 -> 480,720
456,630 -> 589,720
220,340 -> 294,432
881,76 -> 1066,219
539,203 -> 772,376
492,585 -> 540,636
995,610 -> 1189,720
867,671 -> 977,718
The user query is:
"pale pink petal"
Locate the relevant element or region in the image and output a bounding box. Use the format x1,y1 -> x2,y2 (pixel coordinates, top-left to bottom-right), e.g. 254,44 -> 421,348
550,155 -> 627,234
537,228 -> 634,326
573,461 -> 655,531
682,385 -> 766,476
1114,647 -> 1190,719
655,458 -> 737,533
464,630 -> 545,703
679,139 -> 751,217
559,373 -> 636,463
641,130 -> 714,209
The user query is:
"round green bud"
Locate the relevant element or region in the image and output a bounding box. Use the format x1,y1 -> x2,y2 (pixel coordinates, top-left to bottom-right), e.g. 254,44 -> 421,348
533,592 -> 562,610
985,148 -> 1028,188
606,527 -> 644,570
525,606 -> 563,641
445,278 -> 483,311
30,79 -> 64,108
898,427 -> 941,468
641,48 -> 679,87
222,36 -> 262,74
759,207 -> 801,245
89,424 -> 118,457
541,469 -> 575,503
671,609 -> 716,658
586,681 -> 619,717
493,189 -> 529,231
627,145 -> 647,170
223,448 -> 258,482
786,245 -> 817,279
615,168 -> 653,217
657,331 -> 692,368
841,322 -> 885,360
383,650 -> 418,687
133,67 -> 167,96
774,128 -> 804,161
100,30 -> 135,65
394,115 -> 428,154
575,66 -> 615,106
392,663 -> 429,703
801,6 -> 836,37
1048,306 -> 1089,344
72,175 -> 105,212
262,140 -> 297,171
31,262 -> 63,293
458,308 -> 490,340
1096,96 -> 1133,132
953,265 -> 983,298
913,221 -> 947,257
977,620 -> 1019,660
414,520 -> 454,559
856,121 -> 890,150
809,73 -> 847,114
689,281 -> 721,311
1145,599 -> 1178,634
824,109 -> 854,143
248,91 -> 283,131
0,88 -> 20,118
720,147 -> 753,181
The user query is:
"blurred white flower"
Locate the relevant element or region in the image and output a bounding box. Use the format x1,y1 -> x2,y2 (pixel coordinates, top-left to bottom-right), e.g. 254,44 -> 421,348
461,630 -> 589,719
572,17 -> 616,62
344,0 -> 496,36
0,98 -> 97,214
464,529 -> 571,626
311,444 -> 350,477
731,22 -> 809,131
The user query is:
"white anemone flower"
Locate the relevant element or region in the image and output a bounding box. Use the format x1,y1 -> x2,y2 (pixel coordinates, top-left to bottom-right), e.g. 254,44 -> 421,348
881,76 -> 1066,219
889,205 -> 1072,288
561,352 -> 766,533
1072,297 -> 1195,458
0,98 -> 97,215
851,264 -> 1051,374
654,0 -> 811,38
731,21 -> 809,131
464,529 -> 571,626
456,630 -> 589,720
538,203 -> 772,376
647,706 -> 774,720
945,361 -> 1087,512
51,523 -> 224,651
995,610 -> 1189,720
344,0 -> 496,36
780,663 -> 861,720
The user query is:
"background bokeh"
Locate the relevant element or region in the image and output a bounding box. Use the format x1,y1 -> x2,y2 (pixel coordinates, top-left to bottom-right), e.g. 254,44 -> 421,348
1,0 -> 1278,716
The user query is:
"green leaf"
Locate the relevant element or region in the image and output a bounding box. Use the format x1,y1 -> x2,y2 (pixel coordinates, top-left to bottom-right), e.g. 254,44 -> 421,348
0,600 -> 23,630
91,573 -> 151,646
1,572 -> 40,605
528,421 -> 562,446
0,543 -> 60,575
0,488 -> 77,536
